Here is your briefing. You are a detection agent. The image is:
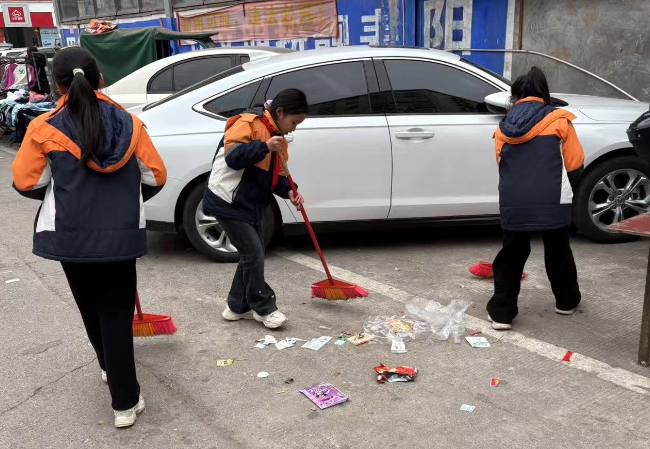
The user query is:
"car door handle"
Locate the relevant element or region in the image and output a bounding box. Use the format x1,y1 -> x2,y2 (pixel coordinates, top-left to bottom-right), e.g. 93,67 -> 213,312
394,129 -> 435,140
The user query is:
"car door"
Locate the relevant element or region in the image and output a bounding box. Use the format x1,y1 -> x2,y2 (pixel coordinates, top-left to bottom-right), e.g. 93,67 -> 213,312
258,60 -> 392,222
378,58 -> 504,219
146,56 -> 235,104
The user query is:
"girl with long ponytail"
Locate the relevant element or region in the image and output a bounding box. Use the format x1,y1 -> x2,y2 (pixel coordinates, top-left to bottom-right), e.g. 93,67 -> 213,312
12,47 -> 167,428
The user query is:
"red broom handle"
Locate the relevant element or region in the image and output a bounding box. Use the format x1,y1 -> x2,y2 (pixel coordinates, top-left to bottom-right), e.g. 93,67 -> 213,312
135,290 -> 144,320
276,151 -> 335,285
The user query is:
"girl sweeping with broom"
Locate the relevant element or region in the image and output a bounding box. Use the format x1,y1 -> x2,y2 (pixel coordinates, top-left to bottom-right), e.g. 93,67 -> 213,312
204,89 -> 307,329
12,47 -> 167,428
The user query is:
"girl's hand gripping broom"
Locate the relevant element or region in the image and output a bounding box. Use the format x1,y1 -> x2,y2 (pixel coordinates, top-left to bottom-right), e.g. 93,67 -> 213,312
276,150 -> 368,300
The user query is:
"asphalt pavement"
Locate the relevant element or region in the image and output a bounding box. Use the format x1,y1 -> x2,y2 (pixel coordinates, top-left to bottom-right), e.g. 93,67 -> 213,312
1,142 -> 650,449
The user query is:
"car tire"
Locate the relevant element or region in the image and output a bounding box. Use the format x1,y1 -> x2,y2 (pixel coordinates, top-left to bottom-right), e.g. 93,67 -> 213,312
573,155 -> 650,243
182,183 -> 276,262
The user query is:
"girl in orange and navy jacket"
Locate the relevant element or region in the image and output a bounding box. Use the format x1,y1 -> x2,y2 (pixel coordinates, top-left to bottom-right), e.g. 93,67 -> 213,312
203,89 -> 307,329
12,47 -> 166,428
487,67 -> 583,330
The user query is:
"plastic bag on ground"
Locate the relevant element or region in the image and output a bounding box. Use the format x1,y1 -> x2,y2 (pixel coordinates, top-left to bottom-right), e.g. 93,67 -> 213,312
405,299 -> 472,343
363,316 -> 429,342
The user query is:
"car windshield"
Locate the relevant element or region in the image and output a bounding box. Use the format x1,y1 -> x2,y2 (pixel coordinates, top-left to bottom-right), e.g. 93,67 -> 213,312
143,65 -> 246,112
461,58 -> 512,86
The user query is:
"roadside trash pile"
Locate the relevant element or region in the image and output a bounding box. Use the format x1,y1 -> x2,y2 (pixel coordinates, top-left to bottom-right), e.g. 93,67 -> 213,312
236,299 -> 502,412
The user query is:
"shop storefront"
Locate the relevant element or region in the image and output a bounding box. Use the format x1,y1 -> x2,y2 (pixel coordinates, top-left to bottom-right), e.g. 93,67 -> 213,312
0,1 -> 59,48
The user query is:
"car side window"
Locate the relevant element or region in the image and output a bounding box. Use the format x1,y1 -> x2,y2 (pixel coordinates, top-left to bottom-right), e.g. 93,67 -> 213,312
384,60 -> 499,114
173,57 -> 233,92
265,62 -> 371,116
203,81 -> 261,118
149,67 -> 173,93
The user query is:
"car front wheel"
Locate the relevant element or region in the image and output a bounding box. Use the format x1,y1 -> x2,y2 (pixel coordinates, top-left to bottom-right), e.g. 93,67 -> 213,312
574,155 -> 650,242
182,183 -> 275,262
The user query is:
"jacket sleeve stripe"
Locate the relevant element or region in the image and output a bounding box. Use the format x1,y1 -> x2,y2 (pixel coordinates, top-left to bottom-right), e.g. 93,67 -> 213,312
134,125 -> 167,187
559,120 -> 585,172
12,132 -> 50,195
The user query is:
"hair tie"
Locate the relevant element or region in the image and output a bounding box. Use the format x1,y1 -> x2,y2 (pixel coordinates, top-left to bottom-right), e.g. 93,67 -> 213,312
73,68 -> 85,76
264,99 -> 273,109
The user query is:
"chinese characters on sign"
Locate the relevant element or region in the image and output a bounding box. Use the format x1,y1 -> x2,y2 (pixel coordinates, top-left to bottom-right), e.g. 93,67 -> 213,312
179,0 -> 338,42
3,5 -> 32,27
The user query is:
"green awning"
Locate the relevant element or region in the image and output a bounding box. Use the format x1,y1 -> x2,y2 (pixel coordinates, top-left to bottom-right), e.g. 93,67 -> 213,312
80,27 -> 217,86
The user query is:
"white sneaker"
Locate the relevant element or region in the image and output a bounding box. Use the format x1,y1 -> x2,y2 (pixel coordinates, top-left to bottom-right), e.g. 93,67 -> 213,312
253,310 -> 288,329
222,307 -> 254,321
555,307 -> 576,316
101,370 -> 107,383
114,395 -> 145,428
488,314 -> 512,331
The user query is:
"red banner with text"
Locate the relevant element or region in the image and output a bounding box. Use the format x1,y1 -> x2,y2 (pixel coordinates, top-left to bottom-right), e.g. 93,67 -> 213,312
179,0 -> 338,42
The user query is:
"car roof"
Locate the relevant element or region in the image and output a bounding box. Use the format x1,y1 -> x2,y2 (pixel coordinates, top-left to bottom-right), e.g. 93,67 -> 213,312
242,46 -> 461,75
106,46 -> 292,92
132,46 -> 290,75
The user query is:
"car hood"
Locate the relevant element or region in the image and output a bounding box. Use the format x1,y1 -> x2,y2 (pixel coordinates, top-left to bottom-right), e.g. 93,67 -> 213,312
552,93 -> 649,122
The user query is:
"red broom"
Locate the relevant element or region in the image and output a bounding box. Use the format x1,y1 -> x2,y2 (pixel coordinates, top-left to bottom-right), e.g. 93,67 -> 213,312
276,151 -> 368,300
469,262 -> 528,280
133,290 -> 178,337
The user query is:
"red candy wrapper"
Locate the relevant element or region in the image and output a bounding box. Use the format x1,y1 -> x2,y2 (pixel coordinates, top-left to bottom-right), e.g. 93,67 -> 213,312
374,363 -> 418,383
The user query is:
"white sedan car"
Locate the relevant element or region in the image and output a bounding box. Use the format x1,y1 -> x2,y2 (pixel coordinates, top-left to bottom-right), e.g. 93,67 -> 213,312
137,46 -> 650,262
102,47 -> 292,109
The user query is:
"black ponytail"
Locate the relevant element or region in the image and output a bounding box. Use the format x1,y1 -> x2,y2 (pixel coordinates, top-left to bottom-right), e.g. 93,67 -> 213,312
510,66 -> 551,106
53,47 -> 104,165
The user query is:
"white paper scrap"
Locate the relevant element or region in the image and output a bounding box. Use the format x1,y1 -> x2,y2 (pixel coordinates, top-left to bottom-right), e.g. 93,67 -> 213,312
391,339 -> 407,354
5,279 -> 20,284
302,336 -> 332,351
275,340 -> 295,350
460,404 -> 476,413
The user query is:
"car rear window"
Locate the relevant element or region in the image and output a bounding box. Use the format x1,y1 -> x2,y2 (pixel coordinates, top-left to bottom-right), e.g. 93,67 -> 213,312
143,65 -> 245,112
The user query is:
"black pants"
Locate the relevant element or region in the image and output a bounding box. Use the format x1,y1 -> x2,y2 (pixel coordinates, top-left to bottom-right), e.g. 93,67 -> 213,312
218,216 -> 277,316
486,228 -> 581,324
61,260 -> 140,411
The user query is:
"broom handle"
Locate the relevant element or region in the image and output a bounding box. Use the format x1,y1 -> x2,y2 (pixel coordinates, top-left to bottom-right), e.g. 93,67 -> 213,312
276,151 -> 335,285
135,290 -> 144,320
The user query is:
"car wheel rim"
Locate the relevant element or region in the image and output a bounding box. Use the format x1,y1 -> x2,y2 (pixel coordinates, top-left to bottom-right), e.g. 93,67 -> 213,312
194,200 -> 238,253
589,168 -> 650,230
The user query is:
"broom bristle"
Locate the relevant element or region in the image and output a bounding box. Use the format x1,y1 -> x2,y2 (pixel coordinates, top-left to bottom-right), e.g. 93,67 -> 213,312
311,281 -> 369,300
133,314 -> 177,337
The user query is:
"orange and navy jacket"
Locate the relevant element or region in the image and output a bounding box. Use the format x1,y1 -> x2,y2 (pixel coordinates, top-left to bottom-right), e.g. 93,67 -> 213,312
12,92 -> 167,262
494,97 -> 585,231
203,107 -> 294,226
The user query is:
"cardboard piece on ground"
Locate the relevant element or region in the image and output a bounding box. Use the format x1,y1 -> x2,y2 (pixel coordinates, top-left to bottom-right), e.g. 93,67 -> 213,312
465,336 -> 490,348
348,333 -> 374,346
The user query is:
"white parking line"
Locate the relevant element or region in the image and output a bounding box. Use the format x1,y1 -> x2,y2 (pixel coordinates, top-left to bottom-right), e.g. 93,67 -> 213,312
275,249 -> 650,396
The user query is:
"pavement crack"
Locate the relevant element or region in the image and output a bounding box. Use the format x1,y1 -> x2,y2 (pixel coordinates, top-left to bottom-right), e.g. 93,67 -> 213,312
0,357 -> 96,418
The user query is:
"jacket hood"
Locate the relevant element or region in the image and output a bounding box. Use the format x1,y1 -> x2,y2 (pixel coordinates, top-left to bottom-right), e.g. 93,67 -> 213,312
496,97 -> 576,144
224,107 -> 280,134
38,92 -> 140,174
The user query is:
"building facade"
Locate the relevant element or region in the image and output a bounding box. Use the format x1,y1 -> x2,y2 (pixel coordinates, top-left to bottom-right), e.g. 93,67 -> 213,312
55,0 -> 514,77
51,0 -> 650,101
0,0 -> 59,47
